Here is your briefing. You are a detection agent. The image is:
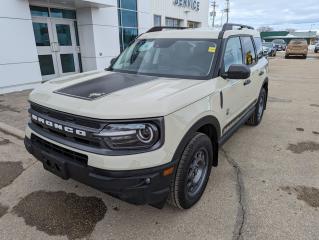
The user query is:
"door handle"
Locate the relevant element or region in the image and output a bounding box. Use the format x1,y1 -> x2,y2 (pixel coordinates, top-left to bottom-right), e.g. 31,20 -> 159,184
50,42 -> 55,52
55,42 -> 60,52
243,79 -> 251,86
259,71 -> 265,76
50,42 -> 60,52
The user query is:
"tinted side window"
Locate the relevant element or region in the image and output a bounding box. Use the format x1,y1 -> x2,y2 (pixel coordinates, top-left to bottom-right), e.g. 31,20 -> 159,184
241,37 -> 256,65
254,37 -> 263,60
223,37 -> 243,72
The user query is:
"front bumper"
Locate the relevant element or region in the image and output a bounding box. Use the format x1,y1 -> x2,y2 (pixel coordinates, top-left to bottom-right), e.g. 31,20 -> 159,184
25,135 -> 174,207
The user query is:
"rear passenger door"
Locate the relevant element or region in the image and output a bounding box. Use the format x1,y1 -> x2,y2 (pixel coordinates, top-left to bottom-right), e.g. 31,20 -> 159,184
240,36 -> 264,107
253,37 -> 268,99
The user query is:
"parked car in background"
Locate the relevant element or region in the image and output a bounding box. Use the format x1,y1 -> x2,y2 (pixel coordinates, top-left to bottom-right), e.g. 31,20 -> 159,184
285,39 -> 308,59
262,42 -> 277,57
272,39 -> 287,51
315,43 -> 319,53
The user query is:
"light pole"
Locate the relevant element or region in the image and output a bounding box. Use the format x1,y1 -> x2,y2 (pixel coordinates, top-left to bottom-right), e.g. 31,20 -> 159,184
220,10 -> 224,27
309,24 -> 315,44
225,0 -> 230,23
210,1 -> 218,28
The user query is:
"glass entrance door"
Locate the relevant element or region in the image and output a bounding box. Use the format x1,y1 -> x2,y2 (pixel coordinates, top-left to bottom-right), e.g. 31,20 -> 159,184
51,18 -> 80,77
32,17 -> 59,80
31,8 -> 80,81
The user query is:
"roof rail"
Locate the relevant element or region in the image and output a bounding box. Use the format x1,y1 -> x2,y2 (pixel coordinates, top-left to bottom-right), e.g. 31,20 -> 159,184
222,23 -> 254,31
146,26 -> 187,33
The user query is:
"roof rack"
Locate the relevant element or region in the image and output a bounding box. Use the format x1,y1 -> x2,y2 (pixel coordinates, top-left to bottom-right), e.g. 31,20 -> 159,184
222,23 -> 254,31
146,26 -> 188,33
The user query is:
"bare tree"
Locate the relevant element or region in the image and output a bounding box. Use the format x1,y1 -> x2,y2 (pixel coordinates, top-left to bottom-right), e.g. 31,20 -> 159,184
257,26 -> 274,32
286,28 -> 296,33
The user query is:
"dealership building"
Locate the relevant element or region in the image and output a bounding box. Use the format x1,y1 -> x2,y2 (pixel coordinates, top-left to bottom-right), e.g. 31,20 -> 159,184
0,0 -> 209,93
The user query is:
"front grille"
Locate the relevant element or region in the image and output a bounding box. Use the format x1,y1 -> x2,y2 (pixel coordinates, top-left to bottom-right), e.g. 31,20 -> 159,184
32,121 -> 102,148
31,134 -> 88,166
31,103 -> 103,129
29,103 -> 107,149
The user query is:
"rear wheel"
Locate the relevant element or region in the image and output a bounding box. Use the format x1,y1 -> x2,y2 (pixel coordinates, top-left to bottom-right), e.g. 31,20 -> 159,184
285,54 -> 289,59
168,133 -> 213,209
247,88 -> 267,126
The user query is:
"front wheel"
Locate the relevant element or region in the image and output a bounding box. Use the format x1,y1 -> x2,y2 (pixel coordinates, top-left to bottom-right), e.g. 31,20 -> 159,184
168,133 -> 213,209
247,88 -> 267,126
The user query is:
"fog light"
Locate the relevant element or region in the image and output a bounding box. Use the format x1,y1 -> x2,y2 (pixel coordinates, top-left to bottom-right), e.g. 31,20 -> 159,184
145,178 -> 151,184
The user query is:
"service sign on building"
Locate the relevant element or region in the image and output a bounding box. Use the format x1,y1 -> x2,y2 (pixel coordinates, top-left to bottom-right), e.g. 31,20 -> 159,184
173,0 -> 200,11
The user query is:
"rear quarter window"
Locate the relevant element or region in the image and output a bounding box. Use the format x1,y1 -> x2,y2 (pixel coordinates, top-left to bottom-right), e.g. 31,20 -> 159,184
290,39 -> 307,45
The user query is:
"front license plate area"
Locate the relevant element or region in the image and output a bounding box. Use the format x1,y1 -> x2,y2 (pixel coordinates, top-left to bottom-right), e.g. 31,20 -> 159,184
42,153 -> 69,180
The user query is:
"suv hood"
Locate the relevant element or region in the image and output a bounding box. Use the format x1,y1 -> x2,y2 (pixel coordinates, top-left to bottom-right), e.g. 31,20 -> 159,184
29,71 -> 207,119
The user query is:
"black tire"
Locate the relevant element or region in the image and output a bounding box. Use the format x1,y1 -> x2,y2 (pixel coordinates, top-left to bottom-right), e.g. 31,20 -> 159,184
246,88 -> 267,126
285,55 -> 289,59
304,55 -> 307,59
168,133 -> 213,209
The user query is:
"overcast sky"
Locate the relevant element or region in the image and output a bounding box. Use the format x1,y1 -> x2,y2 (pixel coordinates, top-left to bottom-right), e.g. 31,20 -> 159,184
209,0 -> 319,32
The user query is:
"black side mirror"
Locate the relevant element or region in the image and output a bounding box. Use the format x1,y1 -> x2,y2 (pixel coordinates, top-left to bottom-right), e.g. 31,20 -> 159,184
222,64 -> 251,79
110,57 -> 117,65
106,57 -> 118,71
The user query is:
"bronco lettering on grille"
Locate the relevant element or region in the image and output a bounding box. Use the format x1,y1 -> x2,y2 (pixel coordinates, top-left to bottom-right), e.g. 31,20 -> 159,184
31,114 -> 87,137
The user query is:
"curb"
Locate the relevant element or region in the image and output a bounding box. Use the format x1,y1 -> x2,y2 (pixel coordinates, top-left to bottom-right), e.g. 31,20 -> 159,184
0,122 -> 25,140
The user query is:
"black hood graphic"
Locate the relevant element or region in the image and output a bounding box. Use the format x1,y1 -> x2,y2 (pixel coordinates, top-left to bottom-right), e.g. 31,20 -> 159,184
54,72 -> 157,100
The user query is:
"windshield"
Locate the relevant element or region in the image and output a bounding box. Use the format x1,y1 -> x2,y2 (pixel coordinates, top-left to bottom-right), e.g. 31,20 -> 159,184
273,39 -> 285,44
263,43 -> 273,48
289,39 -> 307,45
112,38 -> 217,79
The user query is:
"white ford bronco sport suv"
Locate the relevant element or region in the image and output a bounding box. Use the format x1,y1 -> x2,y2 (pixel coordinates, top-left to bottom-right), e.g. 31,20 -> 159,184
25,23 -> 269,209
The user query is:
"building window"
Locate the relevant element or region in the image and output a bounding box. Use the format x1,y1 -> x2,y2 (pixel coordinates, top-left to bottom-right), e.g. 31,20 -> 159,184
187,21 -> 200,28
118,0 -> 138,52
118,0 -> 137,10
165,17 -> 182,27
30,6 -> 76,20
50,8 -> 76,19
154,15 -> 161,27
30,6 -> 49,17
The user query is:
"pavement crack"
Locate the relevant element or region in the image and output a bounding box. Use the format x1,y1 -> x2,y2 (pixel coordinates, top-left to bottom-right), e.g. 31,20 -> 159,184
221,148 -> 246,240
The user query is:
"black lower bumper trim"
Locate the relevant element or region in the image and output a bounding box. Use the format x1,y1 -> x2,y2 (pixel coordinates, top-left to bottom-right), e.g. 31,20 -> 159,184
25,135 -> 173,207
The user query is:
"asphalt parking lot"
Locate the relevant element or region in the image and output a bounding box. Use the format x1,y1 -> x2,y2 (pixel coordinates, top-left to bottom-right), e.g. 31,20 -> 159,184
0,51 -> 319,240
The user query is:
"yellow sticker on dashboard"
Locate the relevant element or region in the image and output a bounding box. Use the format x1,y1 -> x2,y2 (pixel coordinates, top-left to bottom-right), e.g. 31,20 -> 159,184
208,47 -> 216,53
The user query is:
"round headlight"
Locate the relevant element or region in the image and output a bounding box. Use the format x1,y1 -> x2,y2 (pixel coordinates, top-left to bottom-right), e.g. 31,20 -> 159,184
137,125 -> 155,143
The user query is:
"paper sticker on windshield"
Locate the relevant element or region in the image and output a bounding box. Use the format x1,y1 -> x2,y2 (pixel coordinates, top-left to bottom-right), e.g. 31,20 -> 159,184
208,47 -> 216,53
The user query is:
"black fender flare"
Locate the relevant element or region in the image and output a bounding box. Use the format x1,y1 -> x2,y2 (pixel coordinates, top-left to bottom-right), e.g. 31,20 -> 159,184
263,77 -> 269,88
262,77 -> 269,109
171,116 -> 221,168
